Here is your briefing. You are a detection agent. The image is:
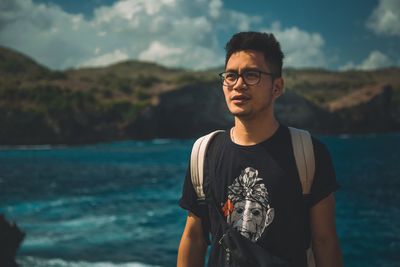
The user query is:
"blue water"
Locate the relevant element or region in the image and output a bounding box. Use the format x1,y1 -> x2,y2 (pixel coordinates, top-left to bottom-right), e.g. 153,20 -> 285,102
0,133 -> 399,267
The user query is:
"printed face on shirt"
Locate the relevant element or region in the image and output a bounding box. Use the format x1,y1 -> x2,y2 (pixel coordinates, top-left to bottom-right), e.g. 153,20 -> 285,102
226,167 -> 274,242
229,200 -> 265,240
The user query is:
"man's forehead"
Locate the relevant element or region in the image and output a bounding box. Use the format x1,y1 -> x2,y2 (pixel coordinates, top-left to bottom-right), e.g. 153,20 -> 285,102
226,50 -> 268,70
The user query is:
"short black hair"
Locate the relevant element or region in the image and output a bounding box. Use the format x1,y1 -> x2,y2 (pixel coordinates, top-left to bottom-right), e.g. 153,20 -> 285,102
225,31 -> 284,77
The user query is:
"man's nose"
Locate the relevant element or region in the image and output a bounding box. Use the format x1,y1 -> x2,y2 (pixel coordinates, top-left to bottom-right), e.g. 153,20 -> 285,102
233,75 -> 247,91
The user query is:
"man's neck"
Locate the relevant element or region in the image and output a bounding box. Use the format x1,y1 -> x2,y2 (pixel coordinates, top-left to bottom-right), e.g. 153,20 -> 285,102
232,113 -> 279,146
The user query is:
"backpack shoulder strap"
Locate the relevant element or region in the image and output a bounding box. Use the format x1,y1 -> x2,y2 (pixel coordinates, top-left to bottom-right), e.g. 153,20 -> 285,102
190,130 -> 225,201
191,127 -> 315,197
288,127 -> 315,195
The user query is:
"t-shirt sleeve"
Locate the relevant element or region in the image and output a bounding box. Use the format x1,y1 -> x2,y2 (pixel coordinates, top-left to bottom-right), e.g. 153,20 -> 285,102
309,138 -> 340,207
179,161 -> 211,245
178,163 -> 204,218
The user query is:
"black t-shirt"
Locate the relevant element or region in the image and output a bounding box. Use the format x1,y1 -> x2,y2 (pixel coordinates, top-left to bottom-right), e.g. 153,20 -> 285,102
179,125 -> 339,267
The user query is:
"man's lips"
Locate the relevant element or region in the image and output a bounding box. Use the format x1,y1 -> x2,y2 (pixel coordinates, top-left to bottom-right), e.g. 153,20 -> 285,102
231,95 -> 250,103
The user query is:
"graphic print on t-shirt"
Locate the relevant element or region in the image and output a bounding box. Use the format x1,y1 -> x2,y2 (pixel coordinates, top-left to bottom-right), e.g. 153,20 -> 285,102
223,167 -> 274,242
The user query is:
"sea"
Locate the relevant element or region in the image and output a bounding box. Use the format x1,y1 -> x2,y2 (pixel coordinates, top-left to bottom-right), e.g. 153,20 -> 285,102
0,132 -> 399,267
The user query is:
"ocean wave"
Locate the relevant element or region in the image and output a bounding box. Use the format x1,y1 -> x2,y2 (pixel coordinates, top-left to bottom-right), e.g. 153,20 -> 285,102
4,195 -> 98,215
338,134 -> 351,139
18,256 -> 160,267
0,144 -> 67,151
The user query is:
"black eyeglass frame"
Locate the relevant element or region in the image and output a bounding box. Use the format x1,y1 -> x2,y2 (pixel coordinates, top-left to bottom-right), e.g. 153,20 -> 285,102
218,70 -> 276,86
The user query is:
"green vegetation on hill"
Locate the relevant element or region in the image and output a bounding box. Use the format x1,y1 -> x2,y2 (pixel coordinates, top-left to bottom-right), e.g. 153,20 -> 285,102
0,46 -> 399,145
0,84 -> 148,144
284,67 -> 400,107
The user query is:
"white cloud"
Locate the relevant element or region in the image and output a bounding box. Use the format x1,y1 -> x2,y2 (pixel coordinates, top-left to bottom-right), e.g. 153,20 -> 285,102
0,0 -> 232,69
80,49 -> 129,67
360,51 -> 394,70
263,22 -> 327,68
367,0 -> 400,36
0,0 -> 94,69
139,41 -> 183,65
0,0 -> 329,70
340,50 -> 395,71
339,62 -> 356,71
208,0 -> 223,18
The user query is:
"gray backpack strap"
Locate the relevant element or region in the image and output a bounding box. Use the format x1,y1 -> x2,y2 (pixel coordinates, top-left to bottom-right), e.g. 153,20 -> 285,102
288,127 -> 315,195
190,130 -> 225,201
289,127 -> 316,267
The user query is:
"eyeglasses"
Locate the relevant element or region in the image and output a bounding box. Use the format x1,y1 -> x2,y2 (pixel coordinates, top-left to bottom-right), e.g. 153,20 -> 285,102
219,70 -> 275,87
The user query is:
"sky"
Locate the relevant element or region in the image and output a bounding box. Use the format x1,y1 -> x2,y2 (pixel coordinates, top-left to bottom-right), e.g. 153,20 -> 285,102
0,0 -> 399,71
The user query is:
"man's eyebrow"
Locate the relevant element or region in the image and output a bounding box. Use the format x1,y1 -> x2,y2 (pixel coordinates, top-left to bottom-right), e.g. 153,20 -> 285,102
224,68 -> 237,73
242,67 -> 262,72
224,67 -> 262,72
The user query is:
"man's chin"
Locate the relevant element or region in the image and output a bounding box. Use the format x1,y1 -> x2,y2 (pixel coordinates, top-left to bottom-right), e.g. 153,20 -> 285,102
230,110 -> 253,119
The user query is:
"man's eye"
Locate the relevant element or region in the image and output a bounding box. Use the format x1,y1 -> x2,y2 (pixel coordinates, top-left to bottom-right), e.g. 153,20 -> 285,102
225,73 -> 237,81
244,71 -> 259,79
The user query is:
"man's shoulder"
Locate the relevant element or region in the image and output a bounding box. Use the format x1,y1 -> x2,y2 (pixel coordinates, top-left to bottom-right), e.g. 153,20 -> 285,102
283,126 -> 333,161
310,134 -> 331,157
205,129 -> 228,155
285,126 -> 330,154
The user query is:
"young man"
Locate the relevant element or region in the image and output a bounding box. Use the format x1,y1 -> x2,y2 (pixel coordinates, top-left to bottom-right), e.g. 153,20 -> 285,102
177,32 -> 343,267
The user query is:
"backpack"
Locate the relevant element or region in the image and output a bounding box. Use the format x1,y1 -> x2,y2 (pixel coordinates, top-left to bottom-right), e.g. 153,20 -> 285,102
190,127 -> 316,267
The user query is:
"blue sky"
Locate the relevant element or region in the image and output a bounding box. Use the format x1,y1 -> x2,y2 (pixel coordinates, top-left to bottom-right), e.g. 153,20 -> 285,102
1,0 -> 399,71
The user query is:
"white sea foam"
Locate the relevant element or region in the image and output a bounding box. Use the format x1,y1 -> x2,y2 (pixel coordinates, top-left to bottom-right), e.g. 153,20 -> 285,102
57,215 -> 118,228
339,134 -> 351,139
0,144 -> 67,150
23,236 -> 61,248
18,256 -> 160,267
22,215 -> 122,248
5,195 -> 97,214
151,139 -> 173,145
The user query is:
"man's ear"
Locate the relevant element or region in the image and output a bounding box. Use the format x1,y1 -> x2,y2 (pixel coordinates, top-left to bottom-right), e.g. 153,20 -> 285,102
272,77 -> 284,98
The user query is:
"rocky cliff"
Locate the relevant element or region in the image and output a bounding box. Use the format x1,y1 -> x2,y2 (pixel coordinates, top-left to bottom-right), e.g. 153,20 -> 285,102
326,84 -> 395,133
0,46 -> 399,145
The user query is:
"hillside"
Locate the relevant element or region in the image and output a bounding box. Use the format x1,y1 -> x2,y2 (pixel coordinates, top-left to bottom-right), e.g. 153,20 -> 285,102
0,46 -> 399,145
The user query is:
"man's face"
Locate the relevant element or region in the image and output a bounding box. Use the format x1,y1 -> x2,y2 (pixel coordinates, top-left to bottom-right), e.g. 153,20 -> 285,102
223,50 -> 282,120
